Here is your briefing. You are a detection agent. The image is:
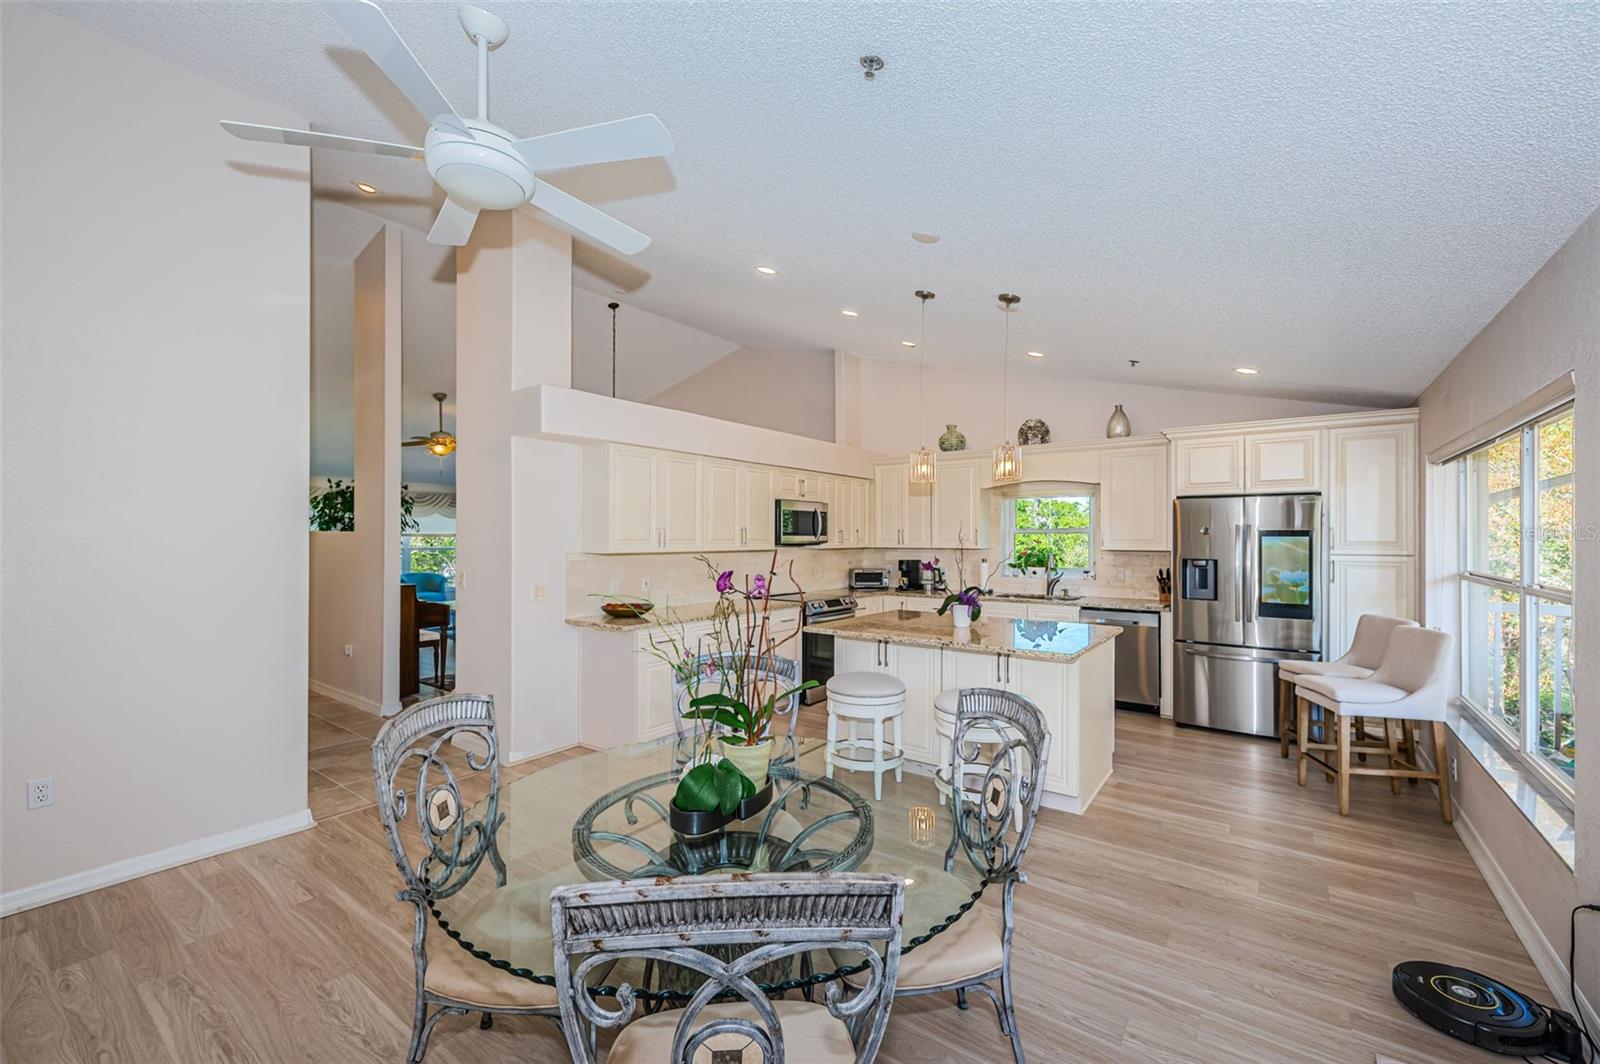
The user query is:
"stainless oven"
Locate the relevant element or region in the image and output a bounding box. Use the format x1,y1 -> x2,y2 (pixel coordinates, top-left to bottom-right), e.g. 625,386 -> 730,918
792,594 -> 857,704
775,498 -> 828,545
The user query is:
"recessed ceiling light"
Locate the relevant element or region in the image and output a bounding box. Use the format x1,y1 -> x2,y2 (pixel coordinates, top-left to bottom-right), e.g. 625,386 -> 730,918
354,182 -> 378,194
900,340 -> 917,348
1235,367 -> 1259,375
755,265 -> 778,275
1026,351 -> 1044,359
911,232 -> 940,244
840,308 -> 859,317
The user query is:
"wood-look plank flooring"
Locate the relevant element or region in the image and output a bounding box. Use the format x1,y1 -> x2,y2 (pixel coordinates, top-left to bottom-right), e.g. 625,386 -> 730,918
0,694 -> 1544,1063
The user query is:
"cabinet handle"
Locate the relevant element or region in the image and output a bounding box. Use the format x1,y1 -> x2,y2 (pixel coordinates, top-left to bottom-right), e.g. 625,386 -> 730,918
996,654 -> 1002,683
1330,558 -> 1336,583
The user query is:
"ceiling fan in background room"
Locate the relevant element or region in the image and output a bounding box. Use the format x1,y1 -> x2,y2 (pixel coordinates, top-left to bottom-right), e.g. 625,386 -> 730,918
221,0 -> 673,253
404,393 -> 456,457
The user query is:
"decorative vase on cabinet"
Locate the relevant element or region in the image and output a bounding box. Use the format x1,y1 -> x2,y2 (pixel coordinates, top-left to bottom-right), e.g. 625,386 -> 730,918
1105,404 -> 1131,438
938,424 -> 967,452
1017,418 -> 1051,445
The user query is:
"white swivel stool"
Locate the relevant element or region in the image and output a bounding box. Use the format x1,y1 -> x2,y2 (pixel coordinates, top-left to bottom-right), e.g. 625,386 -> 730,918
825,672 -> 906,800
933,689 -> 1023,829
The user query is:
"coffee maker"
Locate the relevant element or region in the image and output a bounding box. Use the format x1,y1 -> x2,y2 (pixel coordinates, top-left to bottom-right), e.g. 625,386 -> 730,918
898,558 -> 925,591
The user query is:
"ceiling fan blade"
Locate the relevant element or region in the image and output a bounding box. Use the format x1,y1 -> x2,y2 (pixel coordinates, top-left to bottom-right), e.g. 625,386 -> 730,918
220,121 -> 421,158
512,114 -> 675,173
402,439 -> 430,447
324,0 -> 470,136
528,181 -> 650,256
427,198 -> 480,246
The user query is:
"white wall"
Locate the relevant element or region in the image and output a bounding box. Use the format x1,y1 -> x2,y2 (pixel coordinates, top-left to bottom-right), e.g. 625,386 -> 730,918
847,360 -> 1385,453
571,286 -> 738,403
652,346 -> 836,441
1417,207 -> 1598,1017
1,5 -> 311,903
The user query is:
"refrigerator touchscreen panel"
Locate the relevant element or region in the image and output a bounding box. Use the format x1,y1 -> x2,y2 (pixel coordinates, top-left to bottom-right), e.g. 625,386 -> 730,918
1258,530 -> 1313,620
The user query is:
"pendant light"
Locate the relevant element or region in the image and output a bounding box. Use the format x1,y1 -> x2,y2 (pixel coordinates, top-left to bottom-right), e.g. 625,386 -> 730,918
992,293 -> 1022,484
607,301 -> 620,398
908,289 -> 937,484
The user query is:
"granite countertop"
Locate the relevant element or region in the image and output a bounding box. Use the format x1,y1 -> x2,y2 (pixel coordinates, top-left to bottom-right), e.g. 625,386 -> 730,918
860,589 -> 1169,613
810,610 -> 1120,664
566,599 -> 802,632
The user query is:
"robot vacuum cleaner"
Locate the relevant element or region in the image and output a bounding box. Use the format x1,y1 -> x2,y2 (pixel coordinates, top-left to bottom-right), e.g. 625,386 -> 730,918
1392,961 -> 1588,1061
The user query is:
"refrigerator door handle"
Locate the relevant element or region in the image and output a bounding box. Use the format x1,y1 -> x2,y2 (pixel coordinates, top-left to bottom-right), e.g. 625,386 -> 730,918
1242,522 -> 1254,624
1233,523 -> 1243,622
1182,644 -> 1271,664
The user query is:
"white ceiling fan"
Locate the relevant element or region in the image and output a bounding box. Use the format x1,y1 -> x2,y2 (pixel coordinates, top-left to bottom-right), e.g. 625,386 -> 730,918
222,1 -> 672,254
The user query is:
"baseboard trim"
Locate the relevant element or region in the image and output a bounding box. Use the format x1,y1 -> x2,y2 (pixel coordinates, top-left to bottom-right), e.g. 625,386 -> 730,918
0,808 -> 314,918
1452,804 -> 1589,1024
308,678 -> 382,716
505,741 -> 592,764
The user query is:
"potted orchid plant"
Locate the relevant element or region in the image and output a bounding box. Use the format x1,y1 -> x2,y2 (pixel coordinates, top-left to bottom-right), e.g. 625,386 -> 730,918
935,535 -> 1007,629
649,556 -> 816,828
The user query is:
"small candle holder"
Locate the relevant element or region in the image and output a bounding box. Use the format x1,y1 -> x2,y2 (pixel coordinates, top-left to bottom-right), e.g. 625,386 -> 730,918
908,805 -> 936,847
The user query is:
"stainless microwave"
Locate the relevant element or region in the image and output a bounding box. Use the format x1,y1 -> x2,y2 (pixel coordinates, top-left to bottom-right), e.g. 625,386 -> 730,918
775,498 -> 828,545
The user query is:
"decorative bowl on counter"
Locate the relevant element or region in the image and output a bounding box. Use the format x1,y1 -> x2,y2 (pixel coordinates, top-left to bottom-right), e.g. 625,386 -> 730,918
600,601 -> 654,619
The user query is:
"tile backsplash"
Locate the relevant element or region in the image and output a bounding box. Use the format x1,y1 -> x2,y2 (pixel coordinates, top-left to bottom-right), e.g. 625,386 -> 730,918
566,546 -> 1171,615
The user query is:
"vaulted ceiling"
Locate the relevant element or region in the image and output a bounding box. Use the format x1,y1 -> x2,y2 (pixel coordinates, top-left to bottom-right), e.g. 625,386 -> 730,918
58,1 -> 1600,407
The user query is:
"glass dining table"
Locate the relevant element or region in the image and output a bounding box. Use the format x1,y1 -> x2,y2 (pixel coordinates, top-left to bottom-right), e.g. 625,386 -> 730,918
429,737 -> 989,1002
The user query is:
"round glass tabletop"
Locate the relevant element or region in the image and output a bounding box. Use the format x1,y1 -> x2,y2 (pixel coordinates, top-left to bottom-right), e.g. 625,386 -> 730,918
429,737 -> 988,1000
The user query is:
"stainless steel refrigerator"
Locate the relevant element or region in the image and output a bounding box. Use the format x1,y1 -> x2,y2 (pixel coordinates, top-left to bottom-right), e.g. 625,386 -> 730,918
1173,494 -> 1323,737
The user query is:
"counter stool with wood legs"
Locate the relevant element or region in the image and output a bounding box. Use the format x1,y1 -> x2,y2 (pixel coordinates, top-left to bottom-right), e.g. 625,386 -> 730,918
1276,613 -> 1417,758
1292,627 -> 1455,821
825,671 -> 907,801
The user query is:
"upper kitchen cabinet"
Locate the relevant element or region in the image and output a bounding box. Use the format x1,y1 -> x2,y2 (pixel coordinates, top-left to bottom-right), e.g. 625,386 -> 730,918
849,478 -> 871,547
932,458 -> 987,549
739,464 -> 775,549
1328,420 -> 1417,555
655,452 -> 702,550
1098,443 -> 1171,551
1245,429 -> 1323,493
1171,435 -> 1246,495
701,459 -> 742,551
873,461 -> 932,548
775,469 -> 826,500
584,444 -> 701,553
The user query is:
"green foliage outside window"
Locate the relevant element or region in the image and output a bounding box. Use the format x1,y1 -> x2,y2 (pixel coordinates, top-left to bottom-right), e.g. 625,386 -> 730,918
308,479 -> 419,532
1011,496 -> 1092,571
406,534 -> 457,579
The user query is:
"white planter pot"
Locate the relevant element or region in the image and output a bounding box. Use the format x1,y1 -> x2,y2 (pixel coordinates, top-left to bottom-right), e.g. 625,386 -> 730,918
951,604 -> 972,628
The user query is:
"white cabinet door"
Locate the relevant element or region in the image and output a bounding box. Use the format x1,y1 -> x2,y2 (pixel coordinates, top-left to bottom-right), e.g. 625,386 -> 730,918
1099,445 -> 1171,551
1329,423 -> 1416,555
701,459 -> 741,551
874,463 -> 908,547
774,469 -> 801,499
896,596 -> 940,613
636,657 -> 679,741
1008,655 -> 1071,794
740,465 -> 774,549
1327,555 -> 1416,660
658,454 -> 703,550
1172,436 -> 1245,495
608,446 -> 659,551
835,637 -> 882,676
828,476 -> 851,550
887,644 -> 940,764
1027,604 -> 1080,622
851,479 -> 871,545
905,479 -> 933,548
982,600 -> 1028,621
932,461 -> 984,549
1246,430 -> 1322,493
944,647 -> 1006,690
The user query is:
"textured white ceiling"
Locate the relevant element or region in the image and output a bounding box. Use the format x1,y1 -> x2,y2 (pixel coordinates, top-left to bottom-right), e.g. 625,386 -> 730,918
57,1 -> 1600,406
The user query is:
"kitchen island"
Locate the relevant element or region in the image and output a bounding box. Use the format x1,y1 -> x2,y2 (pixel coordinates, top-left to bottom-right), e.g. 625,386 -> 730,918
810,610 -> 1119,814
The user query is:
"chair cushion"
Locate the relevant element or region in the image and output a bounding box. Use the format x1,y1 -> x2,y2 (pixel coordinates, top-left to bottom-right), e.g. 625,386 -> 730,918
424,943 -> 557,1009
934,689 -> 960,716
417,629 -> 441,644
895,906 -> 1005,991
1278,660 -> 1372,679
827,671 -> 906,701
608,998 -> 856,1063
1293,674 -> 1408,706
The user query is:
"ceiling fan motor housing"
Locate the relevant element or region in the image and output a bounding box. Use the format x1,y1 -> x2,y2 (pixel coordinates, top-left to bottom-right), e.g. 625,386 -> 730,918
424,120 -> 535,211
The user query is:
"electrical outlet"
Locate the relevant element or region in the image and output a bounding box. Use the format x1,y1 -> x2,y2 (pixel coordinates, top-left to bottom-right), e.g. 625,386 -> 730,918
1450,756 -> 1458,784
531,584 -> 547,600
27,777 -> 53,810
343,644 -> 354,657
641,577 -> 652,599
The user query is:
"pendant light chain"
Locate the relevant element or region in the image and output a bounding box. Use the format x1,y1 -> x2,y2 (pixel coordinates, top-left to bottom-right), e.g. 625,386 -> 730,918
909,289 -> 937,484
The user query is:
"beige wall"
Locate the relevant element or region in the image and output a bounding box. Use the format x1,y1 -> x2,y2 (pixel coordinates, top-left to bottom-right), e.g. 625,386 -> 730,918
308,227 -> 402,713
848,361 -> 1384,453
652,347 -> 837,442
0,6 -> 311,900
1417,207 -> 1598,1015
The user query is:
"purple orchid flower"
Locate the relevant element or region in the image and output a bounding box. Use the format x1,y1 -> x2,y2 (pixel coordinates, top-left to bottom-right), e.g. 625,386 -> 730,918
749,574 -> 768,599
957,588 -> 982,608
715,569 -> 735,594
921,557 -> 941,572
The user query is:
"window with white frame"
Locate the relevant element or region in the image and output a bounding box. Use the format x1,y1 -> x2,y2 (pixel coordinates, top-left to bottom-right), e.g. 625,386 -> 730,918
1003,494 -> 1094,575
1457,404 -> 1575,792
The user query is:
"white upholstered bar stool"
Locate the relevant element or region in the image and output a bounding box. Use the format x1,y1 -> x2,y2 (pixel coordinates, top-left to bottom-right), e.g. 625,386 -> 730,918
932,689 -> 1023,829
1292,627 -> 1455,821
1276,614 -> 1417,758
825,672 -> 906,800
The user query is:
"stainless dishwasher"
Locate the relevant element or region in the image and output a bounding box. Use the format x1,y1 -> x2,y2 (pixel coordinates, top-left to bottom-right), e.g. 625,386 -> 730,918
1079,608 -> 1161,713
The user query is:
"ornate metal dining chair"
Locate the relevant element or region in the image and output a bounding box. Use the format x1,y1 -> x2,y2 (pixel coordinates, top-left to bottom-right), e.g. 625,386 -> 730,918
896,687 -> 1049,1064
672,651 -> 802,764
371,692 -> 561,1063
551,872 -> 905,1063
